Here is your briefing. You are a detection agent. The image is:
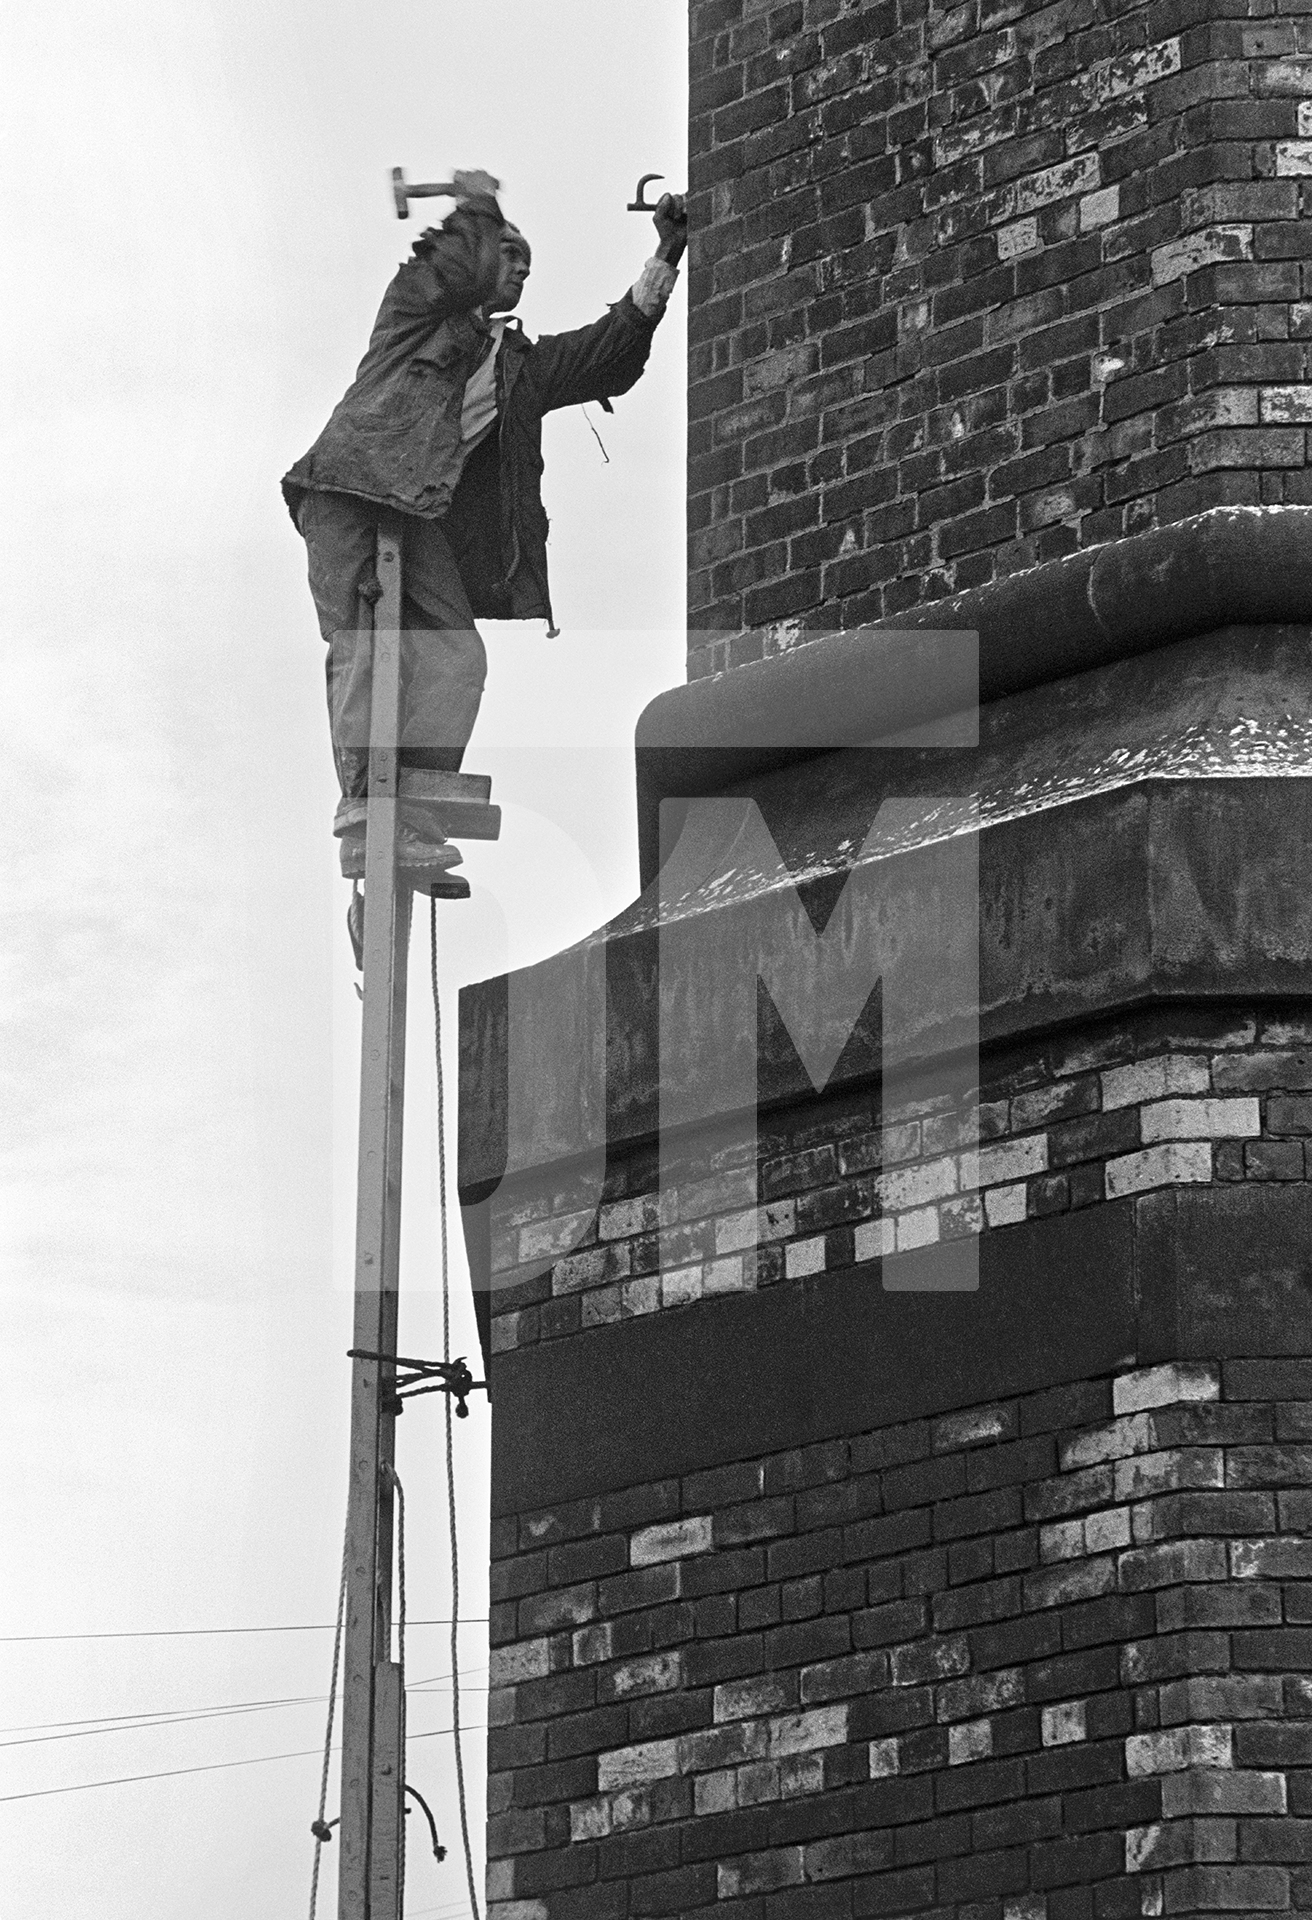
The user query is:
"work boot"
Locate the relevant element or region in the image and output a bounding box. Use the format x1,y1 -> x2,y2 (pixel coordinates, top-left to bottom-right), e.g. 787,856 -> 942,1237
347,881 -> 365,969
338,821 -> 463,880
333,796 -> 369,837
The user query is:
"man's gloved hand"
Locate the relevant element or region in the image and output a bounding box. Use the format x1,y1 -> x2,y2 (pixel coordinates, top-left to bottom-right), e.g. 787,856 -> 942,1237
452,169 -> 502,207
653,191 -> 688,267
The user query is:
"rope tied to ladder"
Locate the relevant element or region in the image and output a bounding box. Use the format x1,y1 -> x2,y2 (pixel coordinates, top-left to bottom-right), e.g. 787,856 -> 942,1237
431,890 -> 481,1920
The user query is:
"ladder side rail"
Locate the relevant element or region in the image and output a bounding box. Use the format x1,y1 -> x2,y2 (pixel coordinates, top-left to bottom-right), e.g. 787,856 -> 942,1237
339,518 -> 411,1920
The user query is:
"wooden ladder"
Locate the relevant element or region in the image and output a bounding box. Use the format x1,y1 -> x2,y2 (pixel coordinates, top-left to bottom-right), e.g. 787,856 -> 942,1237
337,519 -> 499,1920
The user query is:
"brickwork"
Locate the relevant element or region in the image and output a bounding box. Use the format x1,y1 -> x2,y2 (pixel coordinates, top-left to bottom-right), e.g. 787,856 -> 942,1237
470,12 -> 1312,1909
485,1358 -> 1312,1920
687,0 -> 1312,676
487,1010 -> 1312,1355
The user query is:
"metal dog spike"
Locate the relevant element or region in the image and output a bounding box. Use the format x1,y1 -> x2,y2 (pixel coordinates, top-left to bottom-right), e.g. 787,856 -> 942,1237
626,172 -> 665,212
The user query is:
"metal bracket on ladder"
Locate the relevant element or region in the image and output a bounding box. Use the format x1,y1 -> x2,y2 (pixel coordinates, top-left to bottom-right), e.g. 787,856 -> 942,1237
347,1348 -> 488,1420
336,517 -> 499,1920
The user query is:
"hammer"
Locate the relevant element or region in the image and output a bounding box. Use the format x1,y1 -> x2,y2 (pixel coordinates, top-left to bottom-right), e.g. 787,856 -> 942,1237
391,166 -> 492,220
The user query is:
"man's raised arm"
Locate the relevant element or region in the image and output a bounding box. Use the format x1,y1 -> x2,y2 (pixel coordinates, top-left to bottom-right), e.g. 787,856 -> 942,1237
387,169 -> 509,327
631,191 -> 688,320
531,192 -> 689,414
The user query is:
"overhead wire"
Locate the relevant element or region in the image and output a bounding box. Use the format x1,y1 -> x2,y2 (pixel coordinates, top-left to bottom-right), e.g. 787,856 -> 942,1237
0,1618 -> 486,1645
1,1694 -> 326,1750
0,1721 -> 489,1805
0,1666 -> 488,1744
10,851 -> 495,1905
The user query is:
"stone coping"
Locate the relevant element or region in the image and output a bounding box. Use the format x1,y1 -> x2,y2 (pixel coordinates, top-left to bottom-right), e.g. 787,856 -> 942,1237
458,776 -> 1312,1197
636,506 -> 1312,884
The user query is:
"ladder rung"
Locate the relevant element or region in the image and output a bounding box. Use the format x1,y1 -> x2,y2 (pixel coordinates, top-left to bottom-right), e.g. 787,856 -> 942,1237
398,770 -> 492,804
420,799 -> 501,841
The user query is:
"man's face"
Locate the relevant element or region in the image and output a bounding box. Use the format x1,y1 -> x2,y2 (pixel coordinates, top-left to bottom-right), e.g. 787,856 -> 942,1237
492,240 -> 531,312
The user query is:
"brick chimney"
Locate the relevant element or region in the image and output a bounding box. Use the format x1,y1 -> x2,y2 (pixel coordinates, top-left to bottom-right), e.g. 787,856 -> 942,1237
460,5 -> 1312,1917
687,0 -> 1312,677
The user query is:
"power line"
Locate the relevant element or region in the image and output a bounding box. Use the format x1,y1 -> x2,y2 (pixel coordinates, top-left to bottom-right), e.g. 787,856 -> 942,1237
406,1724 -> 488,1743
0,1667 -> 489,1745
0,1744 -> 331,1805
0,1694 -> 323,1750
0,1722 -> 487,1805
0,1619 -> 487,1646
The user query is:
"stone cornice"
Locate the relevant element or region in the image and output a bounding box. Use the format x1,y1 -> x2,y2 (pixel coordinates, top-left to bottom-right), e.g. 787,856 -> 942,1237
640,506 -> 1312,886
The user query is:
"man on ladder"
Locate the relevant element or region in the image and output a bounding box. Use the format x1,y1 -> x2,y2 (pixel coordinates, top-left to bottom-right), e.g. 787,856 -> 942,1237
282,166 -> 687,890
286,166 -> 688,1920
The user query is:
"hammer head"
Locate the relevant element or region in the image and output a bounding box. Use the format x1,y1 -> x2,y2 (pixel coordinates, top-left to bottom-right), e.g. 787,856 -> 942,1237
392,166 -> 411,220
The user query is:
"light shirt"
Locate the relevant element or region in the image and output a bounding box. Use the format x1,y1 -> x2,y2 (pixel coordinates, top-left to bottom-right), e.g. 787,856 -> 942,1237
631,257 -> 679,317
460,317 -> 508,451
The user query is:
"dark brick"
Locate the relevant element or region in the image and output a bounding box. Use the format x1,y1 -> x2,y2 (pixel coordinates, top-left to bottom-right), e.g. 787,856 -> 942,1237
512,1754 -> 598,1806
628,1861 -> 717,1915
935,1842 -> 1029,1902
971,1794 -> 1064,1850
1025,1740 -> 1123,1796
1048,1109 -> 1140,1168
598,1566 -> 682,1615
682,1633 -> 766,1688
933,1486 -> 1024,1541
546,1704 -> 628,1761
883,1454 -> 967,1512
516,1670 -> 596,1722
492,1551 -> 552,1601
1020,1379 -> 1112,1437
933,1756 -> 1027,1813
1063,1778 -> 1162,1835
853,1597 -> 929,1649
1268,1094 -> 1312,1134
854,1685 -> 935,1740
1226,1359 -> 1312,1399
1030,1829 -> 1124,1889
716,1495 -> 797,1546
767,1525 -> 847,1582
1245,1138 -> 1305,1180
1241,1818 -> 1312,1863
767,1613 -> 853,1669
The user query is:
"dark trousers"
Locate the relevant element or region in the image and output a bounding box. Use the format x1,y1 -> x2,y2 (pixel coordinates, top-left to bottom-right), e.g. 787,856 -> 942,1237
298,490 -> 487,828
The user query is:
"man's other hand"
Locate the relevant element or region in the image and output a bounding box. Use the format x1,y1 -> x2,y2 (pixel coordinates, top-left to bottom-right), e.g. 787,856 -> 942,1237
452,169 -> 502,204
653,192 -> 688,266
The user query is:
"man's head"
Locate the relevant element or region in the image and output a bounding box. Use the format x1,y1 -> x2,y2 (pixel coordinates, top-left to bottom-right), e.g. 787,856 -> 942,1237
490,224 -> 531,313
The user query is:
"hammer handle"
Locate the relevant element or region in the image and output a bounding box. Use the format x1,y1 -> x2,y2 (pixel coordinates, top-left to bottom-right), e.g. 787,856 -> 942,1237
392,166 -> 460,219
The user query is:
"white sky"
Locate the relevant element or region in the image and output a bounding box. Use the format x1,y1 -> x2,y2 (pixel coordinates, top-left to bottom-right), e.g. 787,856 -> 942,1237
1,4 -> 686,1914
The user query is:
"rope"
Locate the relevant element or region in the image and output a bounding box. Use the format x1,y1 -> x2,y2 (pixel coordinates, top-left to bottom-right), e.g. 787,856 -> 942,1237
308,1510 -> 350,1920
393,1468 -> 406,1691
394,1464 -> 408,1918
431,892 -> 480,1920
